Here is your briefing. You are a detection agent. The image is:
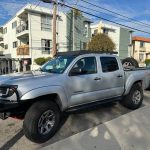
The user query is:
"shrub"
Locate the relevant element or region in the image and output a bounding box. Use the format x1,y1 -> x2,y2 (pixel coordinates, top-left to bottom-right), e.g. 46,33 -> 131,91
45,57 -> 52,63
34,57 -> 52,66
34,57 -> 46,66
88,33 -> 116,52
145,59 -> 150,65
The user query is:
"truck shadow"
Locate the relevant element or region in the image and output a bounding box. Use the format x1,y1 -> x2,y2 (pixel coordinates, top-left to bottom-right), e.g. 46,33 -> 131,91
40,102 -> 134,148
0,97 -> 147,150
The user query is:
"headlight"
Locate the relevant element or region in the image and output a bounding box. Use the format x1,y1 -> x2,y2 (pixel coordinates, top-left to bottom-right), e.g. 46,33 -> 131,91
0,85 -> 18,98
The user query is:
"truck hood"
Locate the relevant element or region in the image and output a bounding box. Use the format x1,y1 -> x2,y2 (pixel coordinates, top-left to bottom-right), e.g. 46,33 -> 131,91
0,71 -> 63,96
0,71 -> 49,85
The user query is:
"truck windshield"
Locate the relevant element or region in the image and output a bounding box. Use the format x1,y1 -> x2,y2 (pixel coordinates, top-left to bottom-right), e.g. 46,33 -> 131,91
40,56 -> 75,74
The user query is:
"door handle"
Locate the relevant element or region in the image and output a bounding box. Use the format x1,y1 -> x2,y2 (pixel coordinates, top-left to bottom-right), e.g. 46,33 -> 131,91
117,75 -> 123,78
94,77 -> 101,81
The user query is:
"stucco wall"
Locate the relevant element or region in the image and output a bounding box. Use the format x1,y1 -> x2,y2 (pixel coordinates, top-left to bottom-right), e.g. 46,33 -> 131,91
119,28 -> 130,59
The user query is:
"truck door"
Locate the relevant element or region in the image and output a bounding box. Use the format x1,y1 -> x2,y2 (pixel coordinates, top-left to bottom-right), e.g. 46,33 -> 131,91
67,56 -> 102,106
99,56 -> 124,99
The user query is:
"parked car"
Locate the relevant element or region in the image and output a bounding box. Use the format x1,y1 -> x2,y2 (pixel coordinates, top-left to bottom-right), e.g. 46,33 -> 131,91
0,51 -> 150,143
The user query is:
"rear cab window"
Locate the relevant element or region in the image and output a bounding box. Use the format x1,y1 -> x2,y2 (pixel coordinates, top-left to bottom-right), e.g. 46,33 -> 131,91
100,56 -> 119,73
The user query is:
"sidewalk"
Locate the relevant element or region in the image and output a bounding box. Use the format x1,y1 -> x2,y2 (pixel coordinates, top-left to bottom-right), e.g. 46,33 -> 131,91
42,105 -> 150,150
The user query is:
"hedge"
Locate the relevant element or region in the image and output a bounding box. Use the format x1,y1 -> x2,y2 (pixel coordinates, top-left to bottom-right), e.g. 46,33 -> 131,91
145,59 -> 150,65
34,57 -> 52,66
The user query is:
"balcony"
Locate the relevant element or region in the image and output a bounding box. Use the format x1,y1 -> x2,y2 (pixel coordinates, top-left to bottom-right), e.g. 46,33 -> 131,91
16,24 -> 29,38
17,45 -> 29,55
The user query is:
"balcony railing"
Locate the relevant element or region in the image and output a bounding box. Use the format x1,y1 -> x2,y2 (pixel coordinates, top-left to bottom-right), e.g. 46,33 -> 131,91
16,24 -> 28,34
17,45 -> 29,55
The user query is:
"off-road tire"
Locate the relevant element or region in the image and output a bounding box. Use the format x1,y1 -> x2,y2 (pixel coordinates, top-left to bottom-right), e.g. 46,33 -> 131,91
120,83 -> 143,110
23,101 -> 60,143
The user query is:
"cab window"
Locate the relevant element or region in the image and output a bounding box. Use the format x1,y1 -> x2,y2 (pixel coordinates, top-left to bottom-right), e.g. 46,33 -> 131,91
70,57 -> 97,76
100,57 -> 119,72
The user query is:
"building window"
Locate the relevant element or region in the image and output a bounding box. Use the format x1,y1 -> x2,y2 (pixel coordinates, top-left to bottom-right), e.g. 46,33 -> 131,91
41,39 -> 52,54
140,41 -> 145,48
83,23 -> 88,37
13,41 -> 18,48
12,21 -> 17,29
41,15 -> 52,31
81,42 -> 87,50
103,28 -> 109,35
3,27 -> 7,34
4,44 -> 8,50
83,42 -> 87,50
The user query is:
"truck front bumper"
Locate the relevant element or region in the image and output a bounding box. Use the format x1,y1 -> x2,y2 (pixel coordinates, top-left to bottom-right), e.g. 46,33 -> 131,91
0,100 -> 21,120
0,85 -> 24,120
0,97 -> 30,120
0,100 -> 20,112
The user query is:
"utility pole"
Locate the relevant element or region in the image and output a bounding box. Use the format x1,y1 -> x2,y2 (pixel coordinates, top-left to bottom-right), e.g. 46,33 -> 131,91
40,0 -> 57,57
72,9 -> 75,51
52,0 -> 57,57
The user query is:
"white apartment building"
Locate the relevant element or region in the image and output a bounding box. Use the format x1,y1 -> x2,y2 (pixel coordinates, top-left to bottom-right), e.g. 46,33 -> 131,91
0,4 -> 91,73
91,21 -> 133,59
132,36 -> 150,66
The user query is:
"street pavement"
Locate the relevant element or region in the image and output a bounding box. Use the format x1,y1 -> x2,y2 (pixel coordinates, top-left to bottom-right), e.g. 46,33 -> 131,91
0,91 -> 150,150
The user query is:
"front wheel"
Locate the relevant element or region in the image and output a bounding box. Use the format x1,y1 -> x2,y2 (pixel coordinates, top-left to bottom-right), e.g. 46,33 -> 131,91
23,101 -> 61,143
120,83 -> 143,110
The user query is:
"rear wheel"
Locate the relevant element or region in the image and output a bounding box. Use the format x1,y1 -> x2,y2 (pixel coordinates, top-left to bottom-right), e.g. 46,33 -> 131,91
120,83 -> 143,110
23,101 -> 61,143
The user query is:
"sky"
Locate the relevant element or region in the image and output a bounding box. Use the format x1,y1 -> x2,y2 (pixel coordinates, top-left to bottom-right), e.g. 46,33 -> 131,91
0,0 -> 150,37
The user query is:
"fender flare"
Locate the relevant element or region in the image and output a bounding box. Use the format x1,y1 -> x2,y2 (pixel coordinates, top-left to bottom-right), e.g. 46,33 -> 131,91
124,73 -> 144,95
20,86 -> 68,110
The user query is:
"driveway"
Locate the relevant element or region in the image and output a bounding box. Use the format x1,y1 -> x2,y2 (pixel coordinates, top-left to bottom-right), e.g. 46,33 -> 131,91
0,91 -> 150,150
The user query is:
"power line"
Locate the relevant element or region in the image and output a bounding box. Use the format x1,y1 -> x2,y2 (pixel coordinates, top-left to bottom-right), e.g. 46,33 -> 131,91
66,1 -> 150,30
58,1 -> 150,35
80,0 -> 150,29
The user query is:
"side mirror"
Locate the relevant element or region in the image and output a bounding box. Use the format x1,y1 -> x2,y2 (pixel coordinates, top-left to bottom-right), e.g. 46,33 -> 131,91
69,68 -> 81,76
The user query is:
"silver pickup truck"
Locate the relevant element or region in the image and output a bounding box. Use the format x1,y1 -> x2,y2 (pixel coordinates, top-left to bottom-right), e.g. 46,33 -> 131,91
0,51 -> 150,143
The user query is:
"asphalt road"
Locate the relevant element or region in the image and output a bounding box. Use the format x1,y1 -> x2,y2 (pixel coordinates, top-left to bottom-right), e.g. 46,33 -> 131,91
0,91 -> 150,150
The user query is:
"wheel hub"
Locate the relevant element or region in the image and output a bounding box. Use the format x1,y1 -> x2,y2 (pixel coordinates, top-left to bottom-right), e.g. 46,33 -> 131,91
132,90 -> 141,104
38,110 -> 55,135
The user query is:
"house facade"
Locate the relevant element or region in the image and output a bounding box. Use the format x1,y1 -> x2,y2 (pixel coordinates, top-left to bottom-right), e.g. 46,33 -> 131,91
132,36 -> 150,65
0,4 -> 91,73
91,21 -> 133,59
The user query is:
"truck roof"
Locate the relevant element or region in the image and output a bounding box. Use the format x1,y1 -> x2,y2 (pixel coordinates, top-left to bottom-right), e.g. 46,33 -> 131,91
57,50 -> 118,57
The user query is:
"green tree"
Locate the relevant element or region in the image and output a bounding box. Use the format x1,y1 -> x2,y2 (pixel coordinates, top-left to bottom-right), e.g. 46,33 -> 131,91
88,33 -> 116,52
